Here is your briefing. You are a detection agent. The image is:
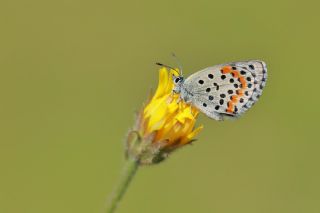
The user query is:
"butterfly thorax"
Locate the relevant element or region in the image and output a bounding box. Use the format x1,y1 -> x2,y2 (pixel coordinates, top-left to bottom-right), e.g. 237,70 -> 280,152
173,76 -> 193,103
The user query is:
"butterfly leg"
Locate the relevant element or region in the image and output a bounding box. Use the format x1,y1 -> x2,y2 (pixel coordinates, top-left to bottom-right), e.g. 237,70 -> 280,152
175,93 -> 185,104
189,105 -> 195,116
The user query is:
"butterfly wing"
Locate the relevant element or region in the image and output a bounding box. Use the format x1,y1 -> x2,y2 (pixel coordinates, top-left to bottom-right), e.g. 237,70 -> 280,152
184,60 -> 267,120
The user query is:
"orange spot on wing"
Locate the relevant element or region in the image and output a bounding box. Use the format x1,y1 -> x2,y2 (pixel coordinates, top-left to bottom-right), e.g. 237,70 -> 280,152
239,76 -> 247,88
227,101 -> 234,113
221,66 -> 232,74
231,95 -> 238,103
237,89 -> 244,96
231,71 -> 240,78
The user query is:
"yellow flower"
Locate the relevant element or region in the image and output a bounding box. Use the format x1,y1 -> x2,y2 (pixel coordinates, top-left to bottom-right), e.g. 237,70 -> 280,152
126,68 -> 203,165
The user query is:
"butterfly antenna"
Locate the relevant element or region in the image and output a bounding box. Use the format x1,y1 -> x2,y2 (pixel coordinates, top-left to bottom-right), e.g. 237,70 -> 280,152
155,62 -> 180,74
171,52 -> 183,76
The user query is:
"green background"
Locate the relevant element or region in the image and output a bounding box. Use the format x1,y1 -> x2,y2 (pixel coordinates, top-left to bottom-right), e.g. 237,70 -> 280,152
1,0 -> 319,212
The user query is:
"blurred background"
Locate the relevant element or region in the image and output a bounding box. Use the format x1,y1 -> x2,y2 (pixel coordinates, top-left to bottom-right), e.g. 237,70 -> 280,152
1,0 -> 319,212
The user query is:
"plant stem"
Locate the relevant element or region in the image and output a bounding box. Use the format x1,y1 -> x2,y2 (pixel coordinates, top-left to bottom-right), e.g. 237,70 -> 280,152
106,157 -> 139,213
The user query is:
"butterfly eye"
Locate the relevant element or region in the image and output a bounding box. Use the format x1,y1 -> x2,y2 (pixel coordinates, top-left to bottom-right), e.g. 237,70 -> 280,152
175,77 -> 180,83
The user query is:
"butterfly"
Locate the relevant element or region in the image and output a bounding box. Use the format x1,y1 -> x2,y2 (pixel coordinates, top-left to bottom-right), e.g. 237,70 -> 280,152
158,60 -> 267,121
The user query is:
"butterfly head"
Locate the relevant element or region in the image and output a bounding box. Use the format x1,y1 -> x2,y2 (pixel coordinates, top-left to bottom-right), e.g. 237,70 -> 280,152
172,75 -> 184,94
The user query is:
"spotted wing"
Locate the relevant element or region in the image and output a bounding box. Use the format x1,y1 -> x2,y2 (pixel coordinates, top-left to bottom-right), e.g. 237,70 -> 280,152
184,60 -> 267,120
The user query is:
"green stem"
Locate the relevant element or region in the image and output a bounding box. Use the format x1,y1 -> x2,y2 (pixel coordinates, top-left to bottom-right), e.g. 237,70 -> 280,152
106,157 -> 139,213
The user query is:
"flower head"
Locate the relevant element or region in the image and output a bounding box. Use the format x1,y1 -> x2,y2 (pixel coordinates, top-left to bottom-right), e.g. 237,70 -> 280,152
126,68 -> 203,165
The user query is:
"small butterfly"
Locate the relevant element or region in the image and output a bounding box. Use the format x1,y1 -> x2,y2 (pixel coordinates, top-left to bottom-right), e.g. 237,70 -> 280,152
158,60 -> 267,120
